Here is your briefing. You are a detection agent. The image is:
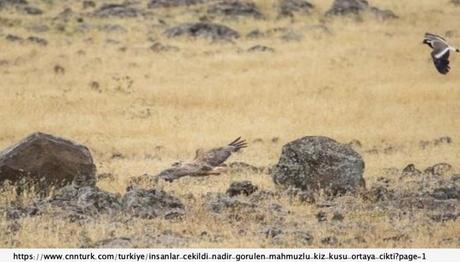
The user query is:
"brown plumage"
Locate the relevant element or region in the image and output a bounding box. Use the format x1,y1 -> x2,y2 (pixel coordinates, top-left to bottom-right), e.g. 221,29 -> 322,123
194,137 -> 247,167
157,137 -> 247,182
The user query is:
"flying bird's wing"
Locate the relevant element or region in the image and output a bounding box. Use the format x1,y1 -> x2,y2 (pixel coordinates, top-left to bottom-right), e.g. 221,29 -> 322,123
424,32 -> 447,44
431,41 -> 451,74
156,162 -> 215,182
194,137 -> 248,167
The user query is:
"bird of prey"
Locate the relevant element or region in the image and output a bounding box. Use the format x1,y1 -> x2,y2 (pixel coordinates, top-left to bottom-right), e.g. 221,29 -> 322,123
157,137 -> 247,182
423,32 -> 459,74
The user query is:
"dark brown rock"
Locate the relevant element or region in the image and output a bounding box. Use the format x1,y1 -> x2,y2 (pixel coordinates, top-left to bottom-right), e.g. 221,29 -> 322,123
226,181 -> 258,196
0,133 -> 96,193
401,164 -> 422,177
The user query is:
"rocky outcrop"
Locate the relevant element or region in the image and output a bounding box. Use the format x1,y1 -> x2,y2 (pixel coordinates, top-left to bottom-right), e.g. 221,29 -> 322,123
277,0 -> 314,18
122,187 -> 185,219
325,0 -> 397,20
40,185 -> 122,220
93,4 -> 142,18
148,0 -> 202,8
207,0 -> 263,19
164,22 -> 240,41
271,136 -> 365,196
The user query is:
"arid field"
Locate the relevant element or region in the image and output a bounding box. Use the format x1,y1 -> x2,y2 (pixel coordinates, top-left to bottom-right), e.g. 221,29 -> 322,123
0,0 -> 459,248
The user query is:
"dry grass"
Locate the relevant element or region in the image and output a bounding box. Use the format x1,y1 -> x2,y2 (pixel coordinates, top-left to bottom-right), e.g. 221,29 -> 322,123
0,0 -> 459,247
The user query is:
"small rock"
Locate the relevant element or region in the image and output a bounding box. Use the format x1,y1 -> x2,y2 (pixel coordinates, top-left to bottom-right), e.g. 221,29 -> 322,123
228,162 -> 264,174
82,1 -> 96,10
347,139 -> 362,149
122,187 -> 185,219
424,163 -> 452,176
365,185 -> 393,202
277,0 -> 314,18
293,231 -> 313,244
331,212 -> 344,221
205,192 -> 256,214
54,65 -> 65,74
4,203 -> 39,220
93,237 -> 133,248
316,211 -> 327,222
27,36 -> 47,46
164,22 -> 239,41
41,185 -> 122,220
431,187 -> 459,200
150,42 -> 179,52
325,0 -> 397,20
246,29 -> 265,39
383,234 -> 408,242
89,81 -> 101,92
22,6 -> 43,15
263,227 -> 283,238
430,212 -> 459,222
148,0 -> 202,8
97,173 -> 115,182
247,45 -> 274,53
280,30 -> 303,42
5,34 -> 23,43
207,0 -> 263,20
401,164 -> 422,177
226,181 -> 258,196
93,4 -> 141,18
321,236 -> 338,246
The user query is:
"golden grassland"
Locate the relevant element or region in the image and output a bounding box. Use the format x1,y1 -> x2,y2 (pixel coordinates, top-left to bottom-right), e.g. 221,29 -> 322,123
0,0 -> 459,247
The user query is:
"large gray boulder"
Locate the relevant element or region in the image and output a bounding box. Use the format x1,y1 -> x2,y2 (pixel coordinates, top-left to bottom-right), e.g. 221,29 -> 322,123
0,132 -> 96,193
271,136 -> 365,196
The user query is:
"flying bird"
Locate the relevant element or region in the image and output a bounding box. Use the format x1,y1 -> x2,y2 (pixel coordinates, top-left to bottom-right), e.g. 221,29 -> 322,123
423,32 -> 459,74
157,137 -> 247,182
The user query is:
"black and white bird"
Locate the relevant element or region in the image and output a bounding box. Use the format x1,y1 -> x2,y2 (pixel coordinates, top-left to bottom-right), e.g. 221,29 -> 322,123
423,32 -> 459,74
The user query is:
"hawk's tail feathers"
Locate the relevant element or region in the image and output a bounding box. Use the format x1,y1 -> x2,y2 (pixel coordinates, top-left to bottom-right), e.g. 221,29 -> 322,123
228,137 -> 247,151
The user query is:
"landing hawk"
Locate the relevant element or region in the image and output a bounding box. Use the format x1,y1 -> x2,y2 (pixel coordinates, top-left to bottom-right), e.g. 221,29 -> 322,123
423,32 -> 459,74
157,137 -> 247,182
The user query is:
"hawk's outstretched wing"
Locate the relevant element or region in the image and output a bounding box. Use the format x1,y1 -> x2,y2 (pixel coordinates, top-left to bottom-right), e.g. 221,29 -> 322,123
194,137 -> 247,167
156,162 -> 218,182
431,47 -> 450,75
